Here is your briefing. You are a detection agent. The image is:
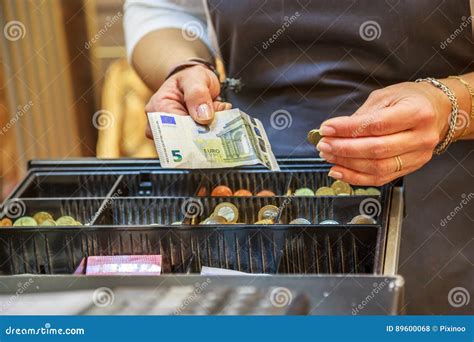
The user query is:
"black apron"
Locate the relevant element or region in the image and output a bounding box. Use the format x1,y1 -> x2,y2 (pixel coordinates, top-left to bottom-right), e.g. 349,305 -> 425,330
207,0 -> 474,314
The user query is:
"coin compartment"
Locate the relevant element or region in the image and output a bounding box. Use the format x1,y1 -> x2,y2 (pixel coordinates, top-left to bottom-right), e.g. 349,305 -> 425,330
197,171 -> 292,196
287,171 -> 385,196
13,172 -> 119,198
281,196 -> 382,224
93,197 -> 293,225
0,198 -> 105,226
114,172 -> 204,197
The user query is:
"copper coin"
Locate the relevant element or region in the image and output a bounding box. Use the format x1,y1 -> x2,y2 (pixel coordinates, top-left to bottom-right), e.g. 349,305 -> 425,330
256,190 -> 276,197
211,185 -> 233,197
0,218 -> 13,227
234,189 -> 253,197
197,186 -> 207,197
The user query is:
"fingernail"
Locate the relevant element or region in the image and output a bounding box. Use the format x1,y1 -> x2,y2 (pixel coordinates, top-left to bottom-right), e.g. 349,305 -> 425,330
316,140 -> 332,153
197,103 -> 212,120
320,125 -> 336,136
328,170 -> 343,179
319,152 -> 335,162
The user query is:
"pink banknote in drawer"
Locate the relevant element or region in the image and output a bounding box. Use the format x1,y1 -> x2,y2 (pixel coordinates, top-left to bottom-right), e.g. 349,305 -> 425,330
74,255 -> 162,275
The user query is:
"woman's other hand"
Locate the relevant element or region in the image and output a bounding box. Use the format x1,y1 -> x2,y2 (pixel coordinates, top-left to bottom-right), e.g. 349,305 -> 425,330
316,81 -> 466,186
144,64 -> 231,138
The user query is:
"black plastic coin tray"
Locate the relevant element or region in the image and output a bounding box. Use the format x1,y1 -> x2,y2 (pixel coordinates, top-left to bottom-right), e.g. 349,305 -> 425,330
0,159 -> 395,276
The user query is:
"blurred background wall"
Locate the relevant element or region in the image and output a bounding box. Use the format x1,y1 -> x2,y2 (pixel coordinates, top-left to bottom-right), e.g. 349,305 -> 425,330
0,0 -> 155,200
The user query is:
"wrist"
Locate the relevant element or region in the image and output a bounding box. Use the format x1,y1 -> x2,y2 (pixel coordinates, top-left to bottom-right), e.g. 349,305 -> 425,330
166,58 -> 219,81
416,80 -> 452,140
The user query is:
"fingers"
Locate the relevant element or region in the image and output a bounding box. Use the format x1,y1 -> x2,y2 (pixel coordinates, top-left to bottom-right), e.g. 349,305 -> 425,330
327,165 -> 418,186
320,102 -> 424,138
319,150 -> 432,176
179,66 -> 221,125
316,130 -> 439,159
213,101 -> 232,111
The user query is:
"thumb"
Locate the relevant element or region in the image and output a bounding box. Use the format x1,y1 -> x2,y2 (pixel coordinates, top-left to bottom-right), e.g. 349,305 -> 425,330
180,71 -> 220,125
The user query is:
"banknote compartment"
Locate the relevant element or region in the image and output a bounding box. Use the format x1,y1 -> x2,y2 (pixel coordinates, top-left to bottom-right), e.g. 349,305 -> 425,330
12,172 -> 119,198
0,225 -> 379,275
277,226 -> 378,274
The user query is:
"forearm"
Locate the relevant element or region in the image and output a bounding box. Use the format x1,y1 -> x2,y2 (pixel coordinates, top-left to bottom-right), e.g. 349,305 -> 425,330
441,72 -> 474,140
131,28 -> 213,91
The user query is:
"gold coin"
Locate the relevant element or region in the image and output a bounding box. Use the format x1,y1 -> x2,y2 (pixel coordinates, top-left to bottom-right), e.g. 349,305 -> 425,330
39,219 -> 57,226
56,216 -> 78,226
349,215 -> 376,225
257,205 -> 280,221
307,129 -> 323,146
365,187 -> 381,196
201,215 -> 228,225
315,186 -> 335,196
0,218 -> 13,227
213,203 -> 239,223
331,180 -> 353,195
33,211 -> 54,225
294,188 -> 315,196
13,217 -> 38,227
354,189 -> 368,195
289,218 -> 311,225
254,219 -> 275,225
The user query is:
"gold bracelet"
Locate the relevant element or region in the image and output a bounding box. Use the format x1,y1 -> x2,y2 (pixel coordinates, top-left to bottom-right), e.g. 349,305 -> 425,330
448,75 -> 474,138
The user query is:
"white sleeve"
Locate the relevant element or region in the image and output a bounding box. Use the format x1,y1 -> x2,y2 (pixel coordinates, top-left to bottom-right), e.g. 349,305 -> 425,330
123,0 -> 214,60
